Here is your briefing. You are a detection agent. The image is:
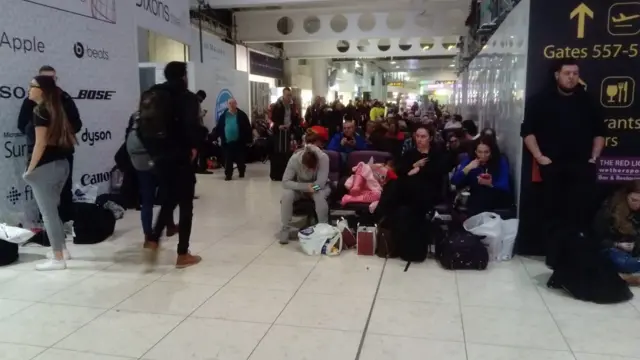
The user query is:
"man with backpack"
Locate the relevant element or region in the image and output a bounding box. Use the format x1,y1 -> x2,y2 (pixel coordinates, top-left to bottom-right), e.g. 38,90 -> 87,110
129,61 -> 202,269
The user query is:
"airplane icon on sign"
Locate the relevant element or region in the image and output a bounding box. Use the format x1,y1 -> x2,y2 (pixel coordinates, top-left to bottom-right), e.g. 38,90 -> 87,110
608,2 -> 640,35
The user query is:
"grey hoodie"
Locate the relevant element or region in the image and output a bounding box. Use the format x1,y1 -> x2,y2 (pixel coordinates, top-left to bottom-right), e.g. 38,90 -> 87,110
282,145 -> 329,191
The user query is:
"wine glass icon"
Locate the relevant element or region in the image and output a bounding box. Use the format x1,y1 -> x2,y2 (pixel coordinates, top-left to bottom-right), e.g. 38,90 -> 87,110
606,84 -> 619,103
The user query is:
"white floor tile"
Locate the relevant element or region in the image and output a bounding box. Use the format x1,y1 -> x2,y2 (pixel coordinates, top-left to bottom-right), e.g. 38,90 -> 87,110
159,262 -> 245,285
193,286 -> 293,323
0,303 -> 103,347
462,306 -> 568,350
43,275 -> 152,309
466,344 -> 576,360
378,266 -> 458,303
0,272 -> 89,301
299,266 -> 381,298
143,317 -> 269,360
197,243 -> 267,265
554,312 -> 640,358
359,335 -> 466,360
116,281 -> 219,316
33,348 -> 135,359
54,310 -> 183,358
0,343 -> 45,360
574,354 -> 640,360
228,264 -> 312,292
457,276 -> 547,310
541,288 -> 640,318
251,243 -> 319,268
368,299 -> 463,341
0,299 -> 34,320
276,292 -> 371,331
248,325 -> 361,360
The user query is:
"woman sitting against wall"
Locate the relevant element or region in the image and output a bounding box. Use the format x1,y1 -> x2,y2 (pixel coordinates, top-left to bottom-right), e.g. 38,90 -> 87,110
451,135 -> 511,215
593,180 -> 640,284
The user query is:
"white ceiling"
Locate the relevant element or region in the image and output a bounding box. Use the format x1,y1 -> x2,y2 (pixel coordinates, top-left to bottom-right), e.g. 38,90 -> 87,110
372,57 -> 456,72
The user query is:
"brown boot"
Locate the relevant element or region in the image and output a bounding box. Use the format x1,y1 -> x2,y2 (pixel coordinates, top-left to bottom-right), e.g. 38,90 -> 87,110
166,224 -> 179,237
143,238 -> 159,269
143,236 -> 159,250
176,253 -> 202,269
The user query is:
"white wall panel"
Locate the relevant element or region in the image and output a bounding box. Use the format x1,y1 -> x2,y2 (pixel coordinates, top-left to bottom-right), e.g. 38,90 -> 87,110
284,38 -> 456,58
235,9 -> 465,43
461,0 -> 530,208
135,0 -> 191,45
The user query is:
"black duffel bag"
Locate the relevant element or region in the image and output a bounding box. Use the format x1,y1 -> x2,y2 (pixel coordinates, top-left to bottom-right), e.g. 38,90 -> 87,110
0,240 -> 18,266
73,203 -> 116,245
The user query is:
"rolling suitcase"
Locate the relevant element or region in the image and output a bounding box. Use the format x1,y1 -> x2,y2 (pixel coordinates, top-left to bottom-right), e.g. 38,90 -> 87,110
270,128 -> 292,181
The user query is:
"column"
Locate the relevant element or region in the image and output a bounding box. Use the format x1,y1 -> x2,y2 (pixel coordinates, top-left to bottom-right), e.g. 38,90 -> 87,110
310,59 -> 328,99
284,59 -> 298,86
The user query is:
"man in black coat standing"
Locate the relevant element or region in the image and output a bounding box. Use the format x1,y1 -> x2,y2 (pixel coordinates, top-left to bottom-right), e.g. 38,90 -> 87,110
212,98 -> 252,181
17,65 -> 82,238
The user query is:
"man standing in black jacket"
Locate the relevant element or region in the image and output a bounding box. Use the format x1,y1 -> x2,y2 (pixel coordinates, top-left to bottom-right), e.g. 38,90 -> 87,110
212,98 -> 252,181
521,59 -> 606,268
144,61 -> 202,268
17,65 -> 82,239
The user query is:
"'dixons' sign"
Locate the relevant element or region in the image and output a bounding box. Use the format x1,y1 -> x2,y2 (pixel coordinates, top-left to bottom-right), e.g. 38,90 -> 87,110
525,0 -> 640,182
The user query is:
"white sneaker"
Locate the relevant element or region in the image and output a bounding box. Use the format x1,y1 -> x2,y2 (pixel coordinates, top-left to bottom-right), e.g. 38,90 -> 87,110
46,249 -> 71,260
35,259 -> 67,271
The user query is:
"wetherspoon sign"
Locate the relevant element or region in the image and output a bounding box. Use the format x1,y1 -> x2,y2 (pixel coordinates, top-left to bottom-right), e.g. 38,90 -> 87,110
525,0 -> 640,182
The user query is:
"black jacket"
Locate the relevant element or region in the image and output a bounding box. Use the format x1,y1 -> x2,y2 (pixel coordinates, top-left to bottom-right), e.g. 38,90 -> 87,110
213,108 -> 252,145
271,99 -> 300,128
17,88 -> 82,135
146,80 -> 201,161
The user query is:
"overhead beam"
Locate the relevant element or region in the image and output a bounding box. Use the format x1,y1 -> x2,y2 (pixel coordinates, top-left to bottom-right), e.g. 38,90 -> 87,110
201,0 -> 357,9
284,39 -> 458,58
235,9 -> 465,43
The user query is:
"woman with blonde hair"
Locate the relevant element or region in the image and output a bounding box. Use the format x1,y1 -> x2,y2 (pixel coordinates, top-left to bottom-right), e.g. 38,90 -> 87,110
23,75 -> 76,270
594,180 -> 640,283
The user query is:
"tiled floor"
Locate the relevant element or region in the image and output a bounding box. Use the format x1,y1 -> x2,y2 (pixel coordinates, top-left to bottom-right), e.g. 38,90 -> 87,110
1,163 -> 640,360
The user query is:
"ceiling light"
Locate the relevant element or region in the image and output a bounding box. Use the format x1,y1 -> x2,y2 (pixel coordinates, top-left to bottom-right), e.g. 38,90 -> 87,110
422,45 -> 432,50
390,61 -> 396,64
405,76 -> 410,80
396,65 -> 400,68
449,64 -> 455,67
342,68 -> 347,73
447,45 -> 454,50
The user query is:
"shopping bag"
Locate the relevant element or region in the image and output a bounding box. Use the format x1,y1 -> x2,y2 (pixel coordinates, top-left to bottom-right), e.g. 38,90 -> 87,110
463,212 -> 502,261
500,219 -> 518,261
0,224 -> 35,244
72,184 -> 98,204
298,223 -> 342,256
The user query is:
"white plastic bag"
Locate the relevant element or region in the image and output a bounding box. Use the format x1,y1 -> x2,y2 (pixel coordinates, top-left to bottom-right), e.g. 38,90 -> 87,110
499,219 -> 519,261
464,212 -> 503,261
72,184 -> 98,204
298,223 -> 342,256
0,224 -> 35,244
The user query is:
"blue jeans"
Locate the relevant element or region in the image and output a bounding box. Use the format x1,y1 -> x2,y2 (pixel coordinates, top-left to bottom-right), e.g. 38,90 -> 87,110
136,170 -> 157,236
606,247 -> 640,273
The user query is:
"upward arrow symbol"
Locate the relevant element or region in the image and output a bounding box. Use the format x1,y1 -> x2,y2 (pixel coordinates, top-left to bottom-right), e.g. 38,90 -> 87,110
570,3 -> 595,39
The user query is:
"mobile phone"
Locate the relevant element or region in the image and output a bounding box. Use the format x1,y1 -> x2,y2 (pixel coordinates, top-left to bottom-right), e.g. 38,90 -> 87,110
312,185 -> 321,191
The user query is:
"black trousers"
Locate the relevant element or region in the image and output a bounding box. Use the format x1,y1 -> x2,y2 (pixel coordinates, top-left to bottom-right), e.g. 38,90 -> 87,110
539,161 -> 597,267
223,141 -> 246,177
58,155 -> 74,223
152,164 -> 195,255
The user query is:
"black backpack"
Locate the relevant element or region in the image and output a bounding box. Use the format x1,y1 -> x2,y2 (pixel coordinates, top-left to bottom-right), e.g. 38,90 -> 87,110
73,203 -> 115,245
0,240 -> 18,266
138,89 -> 172,140
436,230 -> 488,270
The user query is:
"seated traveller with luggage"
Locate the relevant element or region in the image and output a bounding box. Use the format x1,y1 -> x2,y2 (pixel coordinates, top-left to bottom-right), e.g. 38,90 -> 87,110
393,125 -> 446,262
593,180 -> 640,284
279,126 -> 331,245
451,135 -> 511,215
327,119 -> 368,162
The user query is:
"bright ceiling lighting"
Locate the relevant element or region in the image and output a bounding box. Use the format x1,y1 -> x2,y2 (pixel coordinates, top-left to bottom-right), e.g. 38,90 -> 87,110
395,65 -> 400,68
449,64 -> 455,67
406,76 -> 411,80
390,61 -> 396,64
342,68 -> 347,73
447,45 -> 454,50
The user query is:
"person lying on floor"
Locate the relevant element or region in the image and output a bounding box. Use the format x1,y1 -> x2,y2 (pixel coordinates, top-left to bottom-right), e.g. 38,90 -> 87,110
279,126 -> 330,245
451,135 -> 511,215
593,180 -> 640,285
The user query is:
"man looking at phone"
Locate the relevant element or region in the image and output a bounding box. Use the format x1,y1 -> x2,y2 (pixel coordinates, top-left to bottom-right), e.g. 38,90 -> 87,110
327,119 -> 367,161
521,58 -> 605,268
